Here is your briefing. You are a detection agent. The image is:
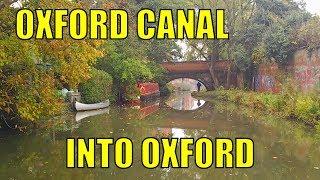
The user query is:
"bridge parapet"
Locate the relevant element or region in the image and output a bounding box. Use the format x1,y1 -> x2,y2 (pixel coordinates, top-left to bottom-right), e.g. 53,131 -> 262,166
161,60 -> 232,73
211,60 -> 232,70
161,61 -> 210,73
160,60 -> 235,91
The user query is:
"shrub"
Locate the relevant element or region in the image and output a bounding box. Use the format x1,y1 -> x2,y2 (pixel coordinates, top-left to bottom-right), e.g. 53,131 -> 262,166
261,94 -> 285,112
124,84 -> 140,101
79,69 -> 113,104
205,88 -> 320,126
295,95 -> 320,125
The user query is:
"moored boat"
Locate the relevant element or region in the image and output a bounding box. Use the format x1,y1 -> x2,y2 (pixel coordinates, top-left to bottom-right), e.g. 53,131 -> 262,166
127,83 -> 160,105
138,83 -> 160,101
74,100 -> 110,111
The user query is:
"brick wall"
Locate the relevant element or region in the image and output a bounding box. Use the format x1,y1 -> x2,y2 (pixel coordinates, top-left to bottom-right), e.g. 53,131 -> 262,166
291,48 -> 320,91
256,63 -> 280,93
256,47 -> 320,92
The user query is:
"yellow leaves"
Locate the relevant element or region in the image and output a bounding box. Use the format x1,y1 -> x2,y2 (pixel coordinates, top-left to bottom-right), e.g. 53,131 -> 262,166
0,1 -> 105,122
0,50 -> 8,68
0,6 -> 16,38
17,101 -> 38,121
0,37 -> 39,69
37,38 -> 103,88
0,37 -> 103,121
13,72 -> 64,121
0,93 -> 12,113
0,39 -> 63,121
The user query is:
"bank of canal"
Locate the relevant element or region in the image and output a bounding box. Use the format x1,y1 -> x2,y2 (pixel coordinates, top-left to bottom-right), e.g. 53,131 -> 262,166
0,92 -> 319,179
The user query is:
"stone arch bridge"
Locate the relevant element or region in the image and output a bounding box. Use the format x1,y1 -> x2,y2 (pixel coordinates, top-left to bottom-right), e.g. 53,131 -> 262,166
161,61 -> 237,90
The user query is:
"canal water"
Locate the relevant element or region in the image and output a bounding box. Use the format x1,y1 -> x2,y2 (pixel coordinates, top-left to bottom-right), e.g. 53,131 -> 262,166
0,91 -> 320,179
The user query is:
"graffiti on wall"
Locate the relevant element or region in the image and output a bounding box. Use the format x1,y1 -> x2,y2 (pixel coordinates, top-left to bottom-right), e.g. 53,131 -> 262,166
292,48 -> 320,91
255,75 -> 278,93
256,48 -> 320,92
294,66 -> 320,91
255,63 -> 280,93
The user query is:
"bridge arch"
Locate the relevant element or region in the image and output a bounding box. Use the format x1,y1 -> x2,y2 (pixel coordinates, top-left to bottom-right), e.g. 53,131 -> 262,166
166,76 -> 212,91
162,61 -> 215,91
161,61 -> 215,90
161,61 -> 235,91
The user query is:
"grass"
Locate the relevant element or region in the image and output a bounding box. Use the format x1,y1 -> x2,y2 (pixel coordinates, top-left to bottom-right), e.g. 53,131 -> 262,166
194,87 -> 320,126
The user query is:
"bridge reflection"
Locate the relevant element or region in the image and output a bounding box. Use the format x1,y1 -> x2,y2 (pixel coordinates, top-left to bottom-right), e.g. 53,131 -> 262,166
127,91 -> 207,120
142,92 -> 217,132
165,91 -> 206,111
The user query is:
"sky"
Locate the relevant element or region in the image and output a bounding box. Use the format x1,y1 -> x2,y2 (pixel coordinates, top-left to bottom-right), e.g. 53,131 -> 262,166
302,0 -> 320,15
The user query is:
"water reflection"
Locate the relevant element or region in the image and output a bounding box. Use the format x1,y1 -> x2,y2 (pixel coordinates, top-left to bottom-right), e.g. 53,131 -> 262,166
0,94 -> 320,179
165,91 -> 206,111
172,128 -> 186,138
75,108 -> 110,122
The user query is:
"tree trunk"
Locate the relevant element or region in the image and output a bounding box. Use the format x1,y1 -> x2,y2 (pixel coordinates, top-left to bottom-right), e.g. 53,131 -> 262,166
237,71 -> 244,89
209,45 -> 220,89
209,64 -> 220,89
226,67 -> 232,89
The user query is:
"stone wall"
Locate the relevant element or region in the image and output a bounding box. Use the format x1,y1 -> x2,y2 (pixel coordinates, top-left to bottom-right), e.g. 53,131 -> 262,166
256,47 -> 320,92
255,63 -> 280,93
291,48 -> 320,91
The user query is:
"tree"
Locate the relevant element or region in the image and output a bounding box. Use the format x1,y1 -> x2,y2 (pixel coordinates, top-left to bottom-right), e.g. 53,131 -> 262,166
93,0 -> 177,101
0,0 -> 102,124
183,0 -> 316,88
296,17 -> 320,51
184,0 -> 256,88
79,69 -> 113,103
96,41 -> 156,102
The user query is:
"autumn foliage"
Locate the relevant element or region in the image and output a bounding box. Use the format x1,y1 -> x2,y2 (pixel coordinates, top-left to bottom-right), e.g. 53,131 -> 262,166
0,1 -> 103,122
0,0 -> 168,124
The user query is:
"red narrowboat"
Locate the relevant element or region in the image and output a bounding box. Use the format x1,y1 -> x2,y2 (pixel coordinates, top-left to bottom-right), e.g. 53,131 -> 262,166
138,83 -> 160,101
128,83 -> 160,106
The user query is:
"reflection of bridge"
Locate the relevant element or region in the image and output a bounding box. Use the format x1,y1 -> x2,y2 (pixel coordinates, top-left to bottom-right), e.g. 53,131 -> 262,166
164,98 -> 208,112
153,104 -> 233,131
161,61 -> 236,90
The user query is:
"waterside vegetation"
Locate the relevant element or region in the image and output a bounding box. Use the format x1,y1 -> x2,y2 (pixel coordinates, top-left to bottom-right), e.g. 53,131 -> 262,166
0,0 -> 182,129
194,86 -> 320,127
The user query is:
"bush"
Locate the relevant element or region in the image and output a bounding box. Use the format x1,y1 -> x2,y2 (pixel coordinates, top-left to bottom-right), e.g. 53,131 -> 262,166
295,95 -> 320,125
204,88 -> 320,126
261,94 -> 285,112
79,69 -> 113,104
124,84 -> 140,101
